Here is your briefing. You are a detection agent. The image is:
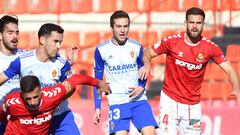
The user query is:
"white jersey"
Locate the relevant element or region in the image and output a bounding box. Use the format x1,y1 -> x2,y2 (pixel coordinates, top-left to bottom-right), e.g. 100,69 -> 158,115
94,38 -> 147,106
3,50 -> 72,115
0,49 -> 25,105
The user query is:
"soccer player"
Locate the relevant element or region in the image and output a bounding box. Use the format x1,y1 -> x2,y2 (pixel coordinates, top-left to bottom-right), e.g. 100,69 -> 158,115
0,23 -> 80,134
93,10 -> 158,135
0,74 -> 110,135
0,15 -> 26,134
139,7 -> 240,134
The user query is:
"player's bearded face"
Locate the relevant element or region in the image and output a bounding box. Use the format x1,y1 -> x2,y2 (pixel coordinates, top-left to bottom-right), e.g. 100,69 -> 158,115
0,23 -> 19,51
186,15 -> 204,39
112,18 -> 129,45
22,87 -> 42,111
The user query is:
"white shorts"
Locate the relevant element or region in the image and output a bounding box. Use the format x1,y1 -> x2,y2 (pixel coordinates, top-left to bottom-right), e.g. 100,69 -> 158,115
158,91 -> 202,135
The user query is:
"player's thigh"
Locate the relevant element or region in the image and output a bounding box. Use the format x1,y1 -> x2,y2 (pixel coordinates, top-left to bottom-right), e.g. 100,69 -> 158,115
141,126 -> 156,135
180,103 -> 201,135
158,91 -> 178,135
131,100 -> 158,132
114,130 -> 128,135
109,104 -> 131,135
50,111 -> 80,135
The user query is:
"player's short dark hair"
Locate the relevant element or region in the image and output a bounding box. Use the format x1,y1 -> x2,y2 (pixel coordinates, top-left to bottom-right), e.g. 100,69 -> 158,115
186,7 -> 205,21
0,15 -> 18,33
20,75 -> 41,93
38,23 -> 64,39
110,10 -> 130,28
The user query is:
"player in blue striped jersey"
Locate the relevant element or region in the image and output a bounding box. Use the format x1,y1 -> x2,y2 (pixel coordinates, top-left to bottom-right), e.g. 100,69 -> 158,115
0,23 -> 80,135
93,10 -> 158,135
0,15 -> 27,134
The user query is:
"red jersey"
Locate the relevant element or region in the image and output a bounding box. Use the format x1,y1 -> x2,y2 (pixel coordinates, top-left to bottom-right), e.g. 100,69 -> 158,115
2,84 -> 67,135
153,32 -> 226,104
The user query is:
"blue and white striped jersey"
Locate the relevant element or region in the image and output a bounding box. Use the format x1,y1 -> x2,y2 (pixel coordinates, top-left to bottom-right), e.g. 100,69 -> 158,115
0,49 -> 25,105
3,50 -> 71,115
94,38 -> 147,107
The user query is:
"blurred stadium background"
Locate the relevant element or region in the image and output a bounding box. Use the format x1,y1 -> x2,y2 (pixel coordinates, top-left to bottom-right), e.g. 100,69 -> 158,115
1,0 -> 240,134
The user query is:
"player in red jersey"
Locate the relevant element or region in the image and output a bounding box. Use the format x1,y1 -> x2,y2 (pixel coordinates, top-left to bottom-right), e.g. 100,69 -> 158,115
0,74 -> 110,135
139,7 -> 240,134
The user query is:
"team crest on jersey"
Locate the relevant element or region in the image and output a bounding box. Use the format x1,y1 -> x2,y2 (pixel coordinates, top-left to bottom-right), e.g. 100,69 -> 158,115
130,51 -> 134,58
196,53 -> 204,62
52,70 -> 57,78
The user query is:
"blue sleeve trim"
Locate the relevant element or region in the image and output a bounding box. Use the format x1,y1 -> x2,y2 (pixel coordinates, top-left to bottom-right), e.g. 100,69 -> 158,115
128,38 -> 141,46
3,57 -> 21,79
94,48 -> 104,78
59,61 -> 71,82
137,46 -> 147,89
98,40 -> 110,48
93,47 -> 105,109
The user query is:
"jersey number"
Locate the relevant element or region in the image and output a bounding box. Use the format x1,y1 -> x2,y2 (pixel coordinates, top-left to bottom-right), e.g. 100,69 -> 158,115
109,108 -> 120,121
162,114 -> 169,125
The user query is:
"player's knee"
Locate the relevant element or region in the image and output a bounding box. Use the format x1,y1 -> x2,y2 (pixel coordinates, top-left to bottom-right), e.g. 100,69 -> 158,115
114,130 -> 128,135
141,126 -> 156,135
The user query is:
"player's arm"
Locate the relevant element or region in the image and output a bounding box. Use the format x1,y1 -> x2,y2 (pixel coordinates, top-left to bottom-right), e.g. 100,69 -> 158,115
139,45 -> 159,80
0,73 -> 9,85
211,44 -> 240,101
0,57 -> 21,85
61,74 -> 109,99
93,47 -> 105,125
129,46 -> 146,99
219,61 -> 240,101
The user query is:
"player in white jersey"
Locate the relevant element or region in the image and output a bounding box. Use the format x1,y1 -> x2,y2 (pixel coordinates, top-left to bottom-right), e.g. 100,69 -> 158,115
0,23 -> 80,135
0,15 -> 24,105
0,15 -> 26,134
93,10 -> 158,135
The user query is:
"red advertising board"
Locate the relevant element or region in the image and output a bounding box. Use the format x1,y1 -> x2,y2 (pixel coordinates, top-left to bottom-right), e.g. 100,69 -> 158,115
69,99 -> 240,135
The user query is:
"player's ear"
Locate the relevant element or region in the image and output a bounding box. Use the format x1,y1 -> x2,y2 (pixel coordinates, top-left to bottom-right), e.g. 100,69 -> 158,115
184,20 -> 187,27
39,36 -> 46,45
110,26 -> 113,33
0,33 -> 2,41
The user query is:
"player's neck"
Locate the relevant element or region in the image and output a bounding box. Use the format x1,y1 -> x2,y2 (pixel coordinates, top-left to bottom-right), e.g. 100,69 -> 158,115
36,47 -> 51,62
0,43 -> 16,56
111,37 -> 126,46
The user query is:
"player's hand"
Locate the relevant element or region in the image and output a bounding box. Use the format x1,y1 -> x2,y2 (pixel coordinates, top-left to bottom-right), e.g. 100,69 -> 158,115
66,45 -> 79,65
231,89 -> 240,101
97,80 -> 111,95
129,86 -> 144,99
139,64 -> 151,80
94,108 -> 101,126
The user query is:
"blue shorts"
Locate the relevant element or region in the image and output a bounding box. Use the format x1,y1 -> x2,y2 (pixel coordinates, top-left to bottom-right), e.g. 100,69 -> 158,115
109,100 -> 158,134
49,111 -> 80,135
0,122 -> 5,135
